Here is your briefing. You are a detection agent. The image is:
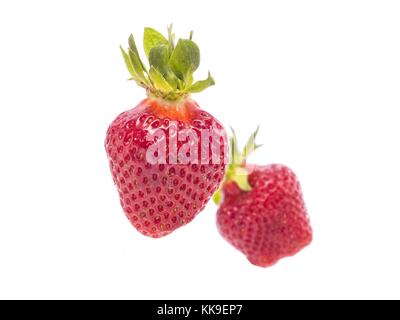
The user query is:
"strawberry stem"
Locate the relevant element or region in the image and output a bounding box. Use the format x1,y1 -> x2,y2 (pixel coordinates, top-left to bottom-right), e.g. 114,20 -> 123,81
213,127 -> 262,205
121,25 -> 215,102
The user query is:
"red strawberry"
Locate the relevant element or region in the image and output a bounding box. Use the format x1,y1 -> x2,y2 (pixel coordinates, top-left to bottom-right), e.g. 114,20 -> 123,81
214,128 -> 312,267
106,26 -> 227,238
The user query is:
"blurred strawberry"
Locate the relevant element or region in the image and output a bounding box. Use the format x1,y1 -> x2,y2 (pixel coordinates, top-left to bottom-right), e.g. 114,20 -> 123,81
214,128 -> 312,267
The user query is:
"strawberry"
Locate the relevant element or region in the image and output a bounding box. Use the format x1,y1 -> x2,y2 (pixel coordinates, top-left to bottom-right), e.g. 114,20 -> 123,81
214,128 -> 312,267
106,26 -> 228,238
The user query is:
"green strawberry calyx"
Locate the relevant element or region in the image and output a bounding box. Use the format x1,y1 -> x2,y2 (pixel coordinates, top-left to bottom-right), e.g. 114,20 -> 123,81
120,25 -> 215,102
213,126 -> 262,205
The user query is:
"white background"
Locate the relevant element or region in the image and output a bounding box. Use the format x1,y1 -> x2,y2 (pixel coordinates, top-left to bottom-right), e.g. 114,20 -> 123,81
0,0 -> 399,300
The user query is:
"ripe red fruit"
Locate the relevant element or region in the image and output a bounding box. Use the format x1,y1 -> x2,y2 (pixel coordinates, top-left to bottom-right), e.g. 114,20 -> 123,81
106,26 -> 227,238
214,129 -> 312,267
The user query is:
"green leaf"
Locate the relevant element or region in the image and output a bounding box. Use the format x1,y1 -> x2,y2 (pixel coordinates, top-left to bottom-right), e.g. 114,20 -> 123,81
120,46 -> 135,77
167,24 -> 175,54
120,46 -> 142,84
212,189 -> 222,205
149,67 -> 173,93
230,128 -> 244,166
143,27 -> 168,58
184,73 -> 194,89
242,126 -> 262,160
128,34 -> 146,71
231,167 -> 252,192
149,44 -> 169,75
129,49 -> 149,85
164,71 -> 180,90
189,72 -> 215,93
169,39 -> 200,81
